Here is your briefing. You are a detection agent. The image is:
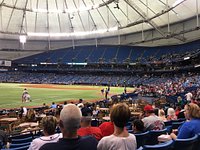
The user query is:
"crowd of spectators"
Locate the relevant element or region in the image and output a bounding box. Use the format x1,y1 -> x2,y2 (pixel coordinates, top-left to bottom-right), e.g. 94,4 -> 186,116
0,71 -> 200,89
0,70 -> 200,149
0,92 -> 200,150
134,73 -> 200,106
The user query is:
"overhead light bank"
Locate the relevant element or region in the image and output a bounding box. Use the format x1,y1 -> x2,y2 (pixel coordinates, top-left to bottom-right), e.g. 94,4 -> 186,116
19,35 -> 27,43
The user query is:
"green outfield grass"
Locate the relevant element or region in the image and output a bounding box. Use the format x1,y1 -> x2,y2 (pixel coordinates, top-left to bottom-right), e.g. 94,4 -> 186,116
0,83 -> 134,109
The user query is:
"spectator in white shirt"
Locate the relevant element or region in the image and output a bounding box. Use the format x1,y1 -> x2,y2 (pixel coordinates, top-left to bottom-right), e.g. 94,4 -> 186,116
28,116 -> 62,150
98,103 -> 137,150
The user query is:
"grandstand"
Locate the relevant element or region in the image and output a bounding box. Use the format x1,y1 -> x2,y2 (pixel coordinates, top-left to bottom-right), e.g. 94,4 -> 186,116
0,0 -> 200,150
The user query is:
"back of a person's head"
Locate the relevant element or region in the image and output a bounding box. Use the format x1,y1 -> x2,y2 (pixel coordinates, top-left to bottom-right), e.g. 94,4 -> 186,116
144,104 -> 154,114
41,116 -> 57,135
80,116 -> 92,127
186,103 -> 200,119
110,103 -> 130,128
167,108 -> 175,116
133,119 -> 144,132
159,109 -> 165,117
55,108 -> 61,117
79,99 -> 83,103
60,104 -> 82,132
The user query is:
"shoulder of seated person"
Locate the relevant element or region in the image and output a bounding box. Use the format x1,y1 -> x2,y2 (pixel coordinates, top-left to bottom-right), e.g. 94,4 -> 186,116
39,143 -> 57,150
80,135 -> 98,141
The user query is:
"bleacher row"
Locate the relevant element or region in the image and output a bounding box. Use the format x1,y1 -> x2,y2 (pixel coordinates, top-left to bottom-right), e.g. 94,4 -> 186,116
1,118 -> 199,150
137,133 -> 200,150
1,131 -> 40,150
13,41 -> 200,65
1,72 -> 200,87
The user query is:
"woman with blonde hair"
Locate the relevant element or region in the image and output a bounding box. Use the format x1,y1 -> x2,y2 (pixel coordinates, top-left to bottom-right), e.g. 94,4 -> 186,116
158,109 -> 167,121
98,103 -> 137,150
167,108 -> 177,121
171,103 -> 200,139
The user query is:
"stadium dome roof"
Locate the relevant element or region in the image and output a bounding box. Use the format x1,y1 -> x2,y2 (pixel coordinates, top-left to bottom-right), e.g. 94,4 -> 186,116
0,0 -> 199,49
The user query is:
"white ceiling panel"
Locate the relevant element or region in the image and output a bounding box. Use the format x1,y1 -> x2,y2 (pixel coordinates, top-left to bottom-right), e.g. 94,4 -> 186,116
0,0 -> 198,47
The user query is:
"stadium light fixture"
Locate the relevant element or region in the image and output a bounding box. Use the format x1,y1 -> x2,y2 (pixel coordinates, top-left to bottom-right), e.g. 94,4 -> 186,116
19,35 -> 27,43
184,57 -> 190,60
19,35 -> 27,50
194,64 -> 200,68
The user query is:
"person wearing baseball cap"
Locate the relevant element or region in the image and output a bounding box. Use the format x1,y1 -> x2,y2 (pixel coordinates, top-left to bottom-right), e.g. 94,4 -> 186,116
144,104 -> 154,112
142,104 -> 165,131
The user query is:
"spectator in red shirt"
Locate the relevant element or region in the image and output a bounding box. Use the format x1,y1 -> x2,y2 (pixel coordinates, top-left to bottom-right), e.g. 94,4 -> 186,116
77,116 -> 103,141
99,121 -> 114,137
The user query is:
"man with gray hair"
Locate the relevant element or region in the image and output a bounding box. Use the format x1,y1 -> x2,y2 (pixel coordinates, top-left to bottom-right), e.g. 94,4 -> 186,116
39,104 -> 98,150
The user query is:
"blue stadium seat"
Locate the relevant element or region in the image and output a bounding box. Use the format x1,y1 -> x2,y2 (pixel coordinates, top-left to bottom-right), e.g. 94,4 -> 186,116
146,128 -> 168,145
11,136 -> 33,144
10,133 -> 33,140
193,133 -> 200,150
9,141 -> 31,148
134,131 -> 150,148
165,126 -> 172,134
142,140 -> 174,150
164,121 -> 172,127
171,121 -> 184,130
2,144 -> 30,150
177,118 -> 186,122
173,134 -> 198,150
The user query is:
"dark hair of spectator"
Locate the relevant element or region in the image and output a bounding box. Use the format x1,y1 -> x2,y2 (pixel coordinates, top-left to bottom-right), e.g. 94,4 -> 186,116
79,99 -> 83,103
110,103 -> 131,128
133,119 -> 144,132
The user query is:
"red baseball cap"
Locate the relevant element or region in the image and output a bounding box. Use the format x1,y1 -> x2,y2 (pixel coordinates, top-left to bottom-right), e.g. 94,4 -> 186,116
144,104 -> 154,111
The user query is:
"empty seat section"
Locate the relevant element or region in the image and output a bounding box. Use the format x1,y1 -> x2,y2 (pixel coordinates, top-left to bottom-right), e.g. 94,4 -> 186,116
62,48 -> 78,63
74,47 -> 93,63
49,48 -> 70,64
130,48 -> 144,62
102,46 -> 118,63
116,47 -> 131,63
88,47 -> 103,63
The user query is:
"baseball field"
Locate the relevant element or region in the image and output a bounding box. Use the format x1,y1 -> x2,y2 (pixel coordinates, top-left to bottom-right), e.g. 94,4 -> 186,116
0,83 -> 134,109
